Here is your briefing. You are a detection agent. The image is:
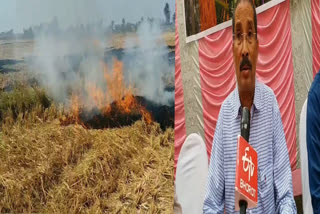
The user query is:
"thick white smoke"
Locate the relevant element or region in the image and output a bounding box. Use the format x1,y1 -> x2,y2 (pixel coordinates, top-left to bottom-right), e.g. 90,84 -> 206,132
29,20 -> 174,110
123,21 -> 174,106
30,32 -> 105,106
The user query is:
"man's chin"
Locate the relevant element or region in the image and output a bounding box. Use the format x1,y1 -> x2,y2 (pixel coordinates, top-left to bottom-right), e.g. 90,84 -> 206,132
241,69 -> 251,78
238,80 -> 254,92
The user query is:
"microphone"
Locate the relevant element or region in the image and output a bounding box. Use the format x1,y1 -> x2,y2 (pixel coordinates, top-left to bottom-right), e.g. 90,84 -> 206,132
235,107 -> 258,213
241,107 -> 250,142
239,107 -> 250,214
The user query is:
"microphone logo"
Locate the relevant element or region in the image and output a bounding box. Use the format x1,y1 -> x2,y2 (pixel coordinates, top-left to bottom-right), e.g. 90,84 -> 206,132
242,147 -> 254,181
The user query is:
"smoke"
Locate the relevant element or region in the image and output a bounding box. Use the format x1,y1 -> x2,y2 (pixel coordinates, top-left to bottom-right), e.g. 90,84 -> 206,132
30,32 -> 105,105
28,18 -> 174,114
123,21 -> 174,106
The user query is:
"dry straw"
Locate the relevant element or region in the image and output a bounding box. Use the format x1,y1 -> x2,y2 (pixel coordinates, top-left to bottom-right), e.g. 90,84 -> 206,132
0,106 -> 174,213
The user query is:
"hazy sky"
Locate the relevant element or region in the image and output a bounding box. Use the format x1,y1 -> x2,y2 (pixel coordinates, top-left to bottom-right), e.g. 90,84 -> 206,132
0,0 -> 175,33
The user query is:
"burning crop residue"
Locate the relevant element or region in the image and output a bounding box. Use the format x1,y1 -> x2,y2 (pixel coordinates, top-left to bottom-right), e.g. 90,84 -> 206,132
28,21 -> 174,130
61,58 -> 156,129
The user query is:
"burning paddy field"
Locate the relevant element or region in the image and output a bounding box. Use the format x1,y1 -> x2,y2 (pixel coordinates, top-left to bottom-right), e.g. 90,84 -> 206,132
0,25 -> 175,213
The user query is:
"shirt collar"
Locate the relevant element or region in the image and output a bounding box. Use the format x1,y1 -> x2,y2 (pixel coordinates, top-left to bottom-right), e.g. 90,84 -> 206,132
233,79 -> 262,119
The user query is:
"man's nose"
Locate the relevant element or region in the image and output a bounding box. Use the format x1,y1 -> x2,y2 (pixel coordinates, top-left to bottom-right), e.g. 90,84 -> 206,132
241,41 -> 249,58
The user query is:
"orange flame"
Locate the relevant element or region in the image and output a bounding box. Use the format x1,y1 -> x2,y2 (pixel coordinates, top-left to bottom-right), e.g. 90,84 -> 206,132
103,58 -> 130,102
140,107 -> 152,124
69,57 -> 153,126
71,93 -> 80,123
118,93 -> 136,113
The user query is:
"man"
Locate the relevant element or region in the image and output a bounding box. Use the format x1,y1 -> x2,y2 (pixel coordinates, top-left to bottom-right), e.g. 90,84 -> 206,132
307,70 -> 320,213
203,0 -> 297,213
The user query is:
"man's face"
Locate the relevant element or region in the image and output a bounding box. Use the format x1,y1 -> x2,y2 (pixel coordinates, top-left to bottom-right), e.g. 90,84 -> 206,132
233,1 -> 258,94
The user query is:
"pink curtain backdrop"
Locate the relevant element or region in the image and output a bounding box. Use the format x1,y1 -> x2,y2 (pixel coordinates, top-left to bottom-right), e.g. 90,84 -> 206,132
312,0 -> 320,77
174,6 -> 187,174
197,0 -> 297,170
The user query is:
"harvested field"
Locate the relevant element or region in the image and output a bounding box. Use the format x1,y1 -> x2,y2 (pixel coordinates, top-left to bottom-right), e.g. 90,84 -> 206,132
0,108 -> 174,213
0,27 -> 175,213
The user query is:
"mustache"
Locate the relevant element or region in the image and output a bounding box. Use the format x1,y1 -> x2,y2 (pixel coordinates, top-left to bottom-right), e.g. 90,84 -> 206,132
240,57 -> 252,71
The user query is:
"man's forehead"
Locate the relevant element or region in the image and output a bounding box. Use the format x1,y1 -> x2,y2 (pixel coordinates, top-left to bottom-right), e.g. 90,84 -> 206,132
234,1 -> 254,26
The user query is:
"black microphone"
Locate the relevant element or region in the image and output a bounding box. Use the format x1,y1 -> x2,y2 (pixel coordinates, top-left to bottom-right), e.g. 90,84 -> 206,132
239,107 -> 250,214
241,107 -> 250,142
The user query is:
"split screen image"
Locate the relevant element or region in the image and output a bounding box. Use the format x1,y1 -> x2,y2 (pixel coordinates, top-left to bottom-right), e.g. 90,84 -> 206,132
0,0 -> 319,213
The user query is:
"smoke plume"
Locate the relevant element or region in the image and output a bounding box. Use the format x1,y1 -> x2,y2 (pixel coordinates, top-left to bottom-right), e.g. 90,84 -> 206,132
28,19 -> 174,115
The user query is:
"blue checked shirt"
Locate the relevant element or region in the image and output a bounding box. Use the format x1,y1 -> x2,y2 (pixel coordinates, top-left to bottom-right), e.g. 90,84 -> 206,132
203,80 -> 296,213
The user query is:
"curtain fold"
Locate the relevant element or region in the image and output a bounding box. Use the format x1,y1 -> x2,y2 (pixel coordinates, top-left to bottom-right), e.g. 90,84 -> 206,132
312,0 -> 320,77
174,4 -> 187,174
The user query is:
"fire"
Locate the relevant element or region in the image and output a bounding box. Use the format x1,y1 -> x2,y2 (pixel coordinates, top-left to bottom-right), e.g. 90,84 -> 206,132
67,57 -> 153,127
87,83 -> 110,114
140,107 -> 152,124
103,58 -> 128,101
118,93 -> 136,113
60,93 -> 82,126
70,93 -> 80,123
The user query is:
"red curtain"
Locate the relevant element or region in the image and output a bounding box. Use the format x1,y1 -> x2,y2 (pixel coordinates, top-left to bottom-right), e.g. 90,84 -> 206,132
312,0 -> 320,77
174,5 -> 187,174
199,27 -> 235,159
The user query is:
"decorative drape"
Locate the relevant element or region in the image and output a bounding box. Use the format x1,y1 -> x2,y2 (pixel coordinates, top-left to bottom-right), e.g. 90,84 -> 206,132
174,5 -> 187,173
312,0 -> 320,77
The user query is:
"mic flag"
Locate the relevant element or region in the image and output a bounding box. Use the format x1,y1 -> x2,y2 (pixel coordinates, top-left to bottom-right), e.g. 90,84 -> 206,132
235,135 -> 258,211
